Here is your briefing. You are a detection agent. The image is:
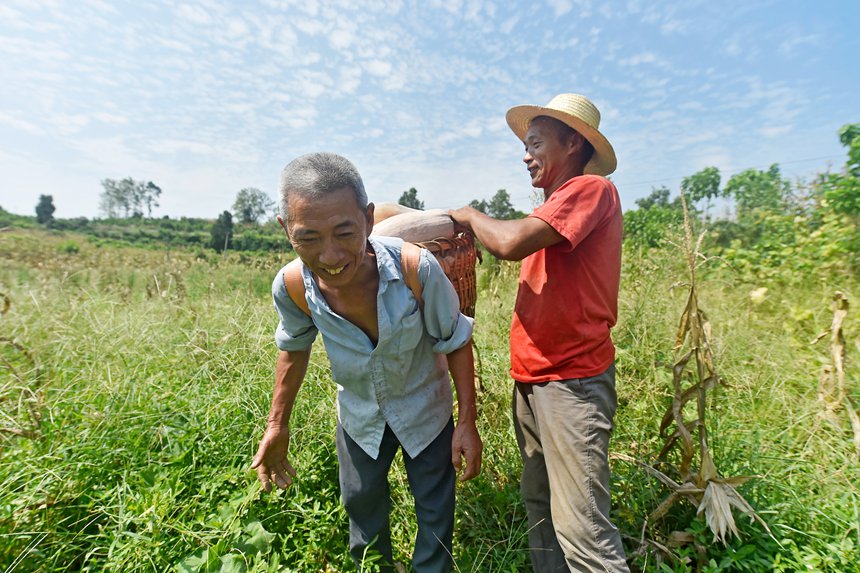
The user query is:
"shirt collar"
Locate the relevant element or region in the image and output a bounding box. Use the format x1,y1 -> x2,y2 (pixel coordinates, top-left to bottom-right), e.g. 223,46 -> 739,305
368,236 -> 400,284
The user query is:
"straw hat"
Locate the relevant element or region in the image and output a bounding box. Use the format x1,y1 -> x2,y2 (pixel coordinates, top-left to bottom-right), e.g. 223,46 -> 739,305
506,93 -> 617,176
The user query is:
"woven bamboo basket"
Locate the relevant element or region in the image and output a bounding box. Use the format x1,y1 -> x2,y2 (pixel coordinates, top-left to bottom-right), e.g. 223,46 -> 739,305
414,231 -> 480,318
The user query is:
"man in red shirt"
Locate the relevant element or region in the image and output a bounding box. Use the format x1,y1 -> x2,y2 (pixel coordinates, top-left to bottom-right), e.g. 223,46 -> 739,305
450,93 -> 629,572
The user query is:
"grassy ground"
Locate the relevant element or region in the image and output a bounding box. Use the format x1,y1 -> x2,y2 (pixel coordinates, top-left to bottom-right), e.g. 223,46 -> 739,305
1,228 -> 858,572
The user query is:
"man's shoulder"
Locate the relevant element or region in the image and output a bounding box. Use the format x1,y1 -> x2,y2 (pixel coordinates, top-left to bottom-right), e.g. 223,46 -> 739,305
566,174 -> 616,192
271,263 -> 290,292
369,234 -> 404,253
543,175 -> 618,210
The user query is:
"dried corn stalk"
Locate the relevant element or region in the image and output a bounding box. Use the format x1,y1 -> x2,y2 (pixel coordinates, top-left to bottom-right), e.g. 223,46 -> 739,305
813,292 -> 860,457
636,193 -> 768,547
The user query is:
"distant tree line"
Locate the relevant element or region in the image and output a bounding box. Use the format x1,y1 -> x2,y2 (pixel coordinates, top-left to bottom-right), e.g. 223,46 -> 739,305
12,124 -> 856,270
623,122 -> 860,276
100,178 -> 162,218
8,178 -> 284,254
397,187 -> 526,220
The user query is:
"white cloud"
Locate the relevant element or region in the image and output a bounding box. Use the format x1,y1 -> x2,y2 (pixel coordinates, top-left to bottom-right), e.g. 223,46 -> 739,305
156,139 -> 220,155
156,37 -> 195,53
279,105 -> 317,130
176,3 -> 213,25
779,34 -> 820,56
724,35 -> 742,57
547,0 -> 573,17
330,27 -> 355,50
53,114 -> 91,136
92,113 -> 128,125
293,17 -> 325,35
365,59 -> 392,77
660,18 -> 687,35
499,15 -> 519,34
0,111 -> 44,135
339,67 -> 363,94
759,125 -> 792,138
225,18 -> 249,39
618,52 -> 658,66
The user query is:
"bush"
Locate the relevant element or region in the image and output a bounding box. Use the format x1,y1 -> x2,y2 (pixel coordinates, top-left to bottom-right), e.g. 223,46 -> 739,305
57,240 -> 80,254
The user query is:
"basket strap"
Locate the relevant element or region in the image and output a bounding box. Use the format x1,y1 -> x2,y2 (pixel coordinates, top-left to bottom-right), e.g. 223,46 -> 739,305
401,241 -> 424,310
283,258 -> 311,316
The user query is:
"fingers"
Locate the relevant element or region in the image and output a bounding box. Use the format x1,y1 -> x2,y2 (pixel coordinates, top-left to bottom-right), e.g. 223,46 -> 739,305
451,428 -> 483,482
253,456 -> 297,492
270,458 -> 296,490
271,467 -> 292,490
255,464 -> 272,492
459,447 -> 482,481
451,446 -> 462,472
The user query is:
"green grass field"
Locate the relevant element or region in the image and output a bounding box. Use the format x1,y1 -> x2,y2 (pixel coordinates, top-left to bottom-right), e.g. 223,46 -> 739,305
2,228 -> 858,572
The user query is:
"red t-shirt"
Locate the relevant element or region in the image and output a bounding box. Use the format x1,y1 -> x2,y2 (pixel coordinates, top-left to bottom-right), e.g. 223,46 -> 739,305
510,175 -> 622,382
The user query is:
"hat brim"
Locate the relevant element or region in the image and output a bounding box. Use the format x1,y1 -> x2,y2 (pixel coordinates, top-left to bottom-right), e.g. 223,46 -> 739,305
506,104 -> 617,176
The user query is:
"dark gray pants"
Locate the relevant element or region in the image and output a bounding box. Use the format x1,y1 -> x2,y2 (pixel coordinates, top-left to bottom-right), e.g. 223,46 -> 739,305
513,365 -> 629,573
336,419 -> 455,573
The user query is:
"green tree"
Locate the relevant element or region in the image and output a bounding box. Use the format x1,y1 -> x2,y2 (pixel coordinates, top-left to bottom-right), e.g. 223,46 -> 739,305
839,123 -> 860,177
623,186 -> 685,248
487,189 -> 525,219
681,167 -> 721,220
469,199 -> 488,214
469,190 -> 525,219
819,123 -> 860,216
99,178 -> 162,218
232,187 -> 275,224
723,164 -> 790,225
210,211 -> 234,252
632,186 -> 677,210
35,194 -> 56,226
138,182 -> 162,217
398,187 -> 424,210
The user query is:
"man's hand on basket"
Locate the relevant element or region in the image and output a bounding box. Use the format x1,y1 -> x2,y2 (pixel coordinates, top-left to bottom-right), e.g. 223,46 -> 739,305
447,207 -> 476,234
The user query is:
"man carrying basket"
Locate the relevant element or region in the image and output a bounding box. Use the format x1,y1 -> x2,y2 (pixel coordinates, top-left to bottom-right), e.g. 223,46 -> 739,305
252,152 -> 482,573
450,93 -> 629,572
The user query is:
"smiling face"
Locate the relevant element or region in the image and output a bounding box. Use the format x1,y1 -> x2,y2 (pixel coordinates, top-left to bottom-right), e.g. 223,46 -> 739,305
522,116 -> 585,196
279,186 -> 375,289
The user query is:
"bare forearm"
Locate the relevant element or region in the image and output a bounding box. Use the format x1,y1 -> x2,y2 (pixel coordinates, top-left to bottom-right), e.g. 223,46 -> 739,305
267,349 -> 310,429
447,342 -> 477,425
449,207 -> 562,260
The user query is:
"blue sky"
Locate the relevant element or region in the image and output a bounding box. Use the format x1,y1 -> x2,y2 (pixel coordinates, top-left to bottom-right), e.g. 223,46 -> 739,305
1,0 -> 858,219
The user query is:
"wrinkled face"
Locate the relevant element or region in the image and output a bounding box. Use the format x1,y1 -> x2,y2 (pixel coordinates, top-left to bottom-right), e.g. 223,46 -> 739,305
522,117 -> 576,192
281,187 -> 374,288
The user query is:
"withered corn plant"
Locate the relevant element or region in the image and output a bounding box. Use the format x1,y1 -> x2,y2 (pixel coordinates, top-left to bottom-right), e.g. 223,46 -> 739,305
625,193 -> 770,563
813,291 -> 860,457
0,293 -> 44,441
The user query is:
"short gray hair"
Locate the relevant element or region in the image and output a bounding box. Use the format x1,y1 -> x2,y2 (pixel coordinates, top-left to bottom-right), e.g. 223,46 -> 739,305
279,152 -> 368,222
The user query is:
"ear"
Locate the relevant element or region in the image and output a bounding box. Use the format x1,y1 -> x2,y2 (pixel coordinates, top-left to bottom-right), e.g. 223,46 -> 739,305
567,131 -> 586,157
365,202 -> 375,234
276,214 -> 290,237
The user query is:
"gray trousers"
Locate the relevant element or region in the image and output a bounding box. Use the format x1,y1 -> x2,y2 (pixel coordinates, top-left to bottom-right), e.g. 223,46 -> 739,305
513,364 -> 629,573
336,419 -> 455,573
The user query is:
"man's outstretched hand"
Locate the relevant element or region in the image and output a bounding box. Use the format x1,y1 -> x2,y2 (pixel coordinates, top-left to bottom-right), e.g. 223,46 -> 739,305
251,426 -> 296,492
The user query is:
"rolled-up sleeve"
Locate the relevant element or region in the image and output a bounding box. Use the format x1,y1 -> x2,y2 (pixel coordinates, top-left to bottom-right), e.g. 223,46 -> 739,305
272,269 -> 318,351
417,250 -> 474,354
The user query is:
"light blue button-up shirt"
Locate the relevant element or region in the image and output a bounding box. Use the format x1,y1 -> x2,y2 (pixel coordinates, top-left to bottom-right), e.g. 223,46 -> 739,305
272,235 -> 474,459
